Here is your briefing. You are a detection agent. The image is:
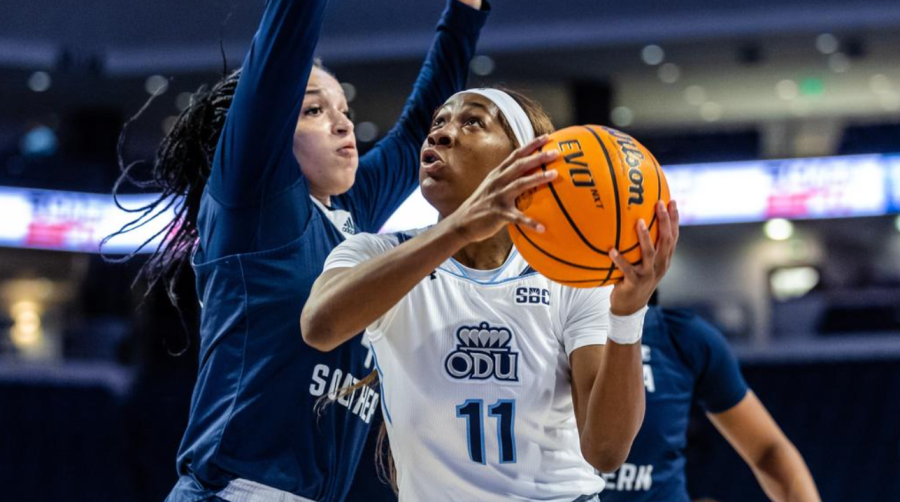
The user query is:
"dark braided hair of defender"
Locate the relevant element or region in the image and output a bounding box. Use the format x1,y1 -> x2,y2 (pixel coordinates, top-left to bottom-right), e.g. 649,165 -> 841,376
102,68 -> 241,353
104,59 -> 333,354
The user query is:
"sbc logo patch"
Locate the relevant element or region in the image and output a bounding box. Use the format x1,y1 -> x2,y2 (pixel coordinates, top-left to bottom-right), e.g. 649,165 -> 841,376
445,322 -> 519,383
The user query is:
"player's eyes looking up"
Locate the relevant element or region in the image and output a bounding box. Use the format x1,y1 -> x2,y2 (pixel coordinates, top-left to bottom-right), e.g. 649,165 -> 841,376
430,111 -> 488,130
463,114 -> 486,128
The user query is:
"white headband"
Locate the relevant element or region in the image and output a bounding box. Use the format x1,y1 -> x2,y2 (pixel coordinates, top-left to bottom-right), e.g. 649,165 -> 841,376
450,88 -> 535,147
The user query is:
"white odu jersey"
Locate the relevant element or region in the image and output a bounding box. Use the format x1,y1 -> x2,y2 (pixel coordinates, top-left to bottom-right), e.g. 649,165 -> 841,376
324,228 -> 611,501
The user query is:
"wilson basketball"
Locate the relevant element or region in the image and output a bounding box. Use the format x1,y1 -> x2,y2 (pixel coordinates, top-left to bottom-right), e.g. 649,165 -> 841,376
510,125 -> 670,287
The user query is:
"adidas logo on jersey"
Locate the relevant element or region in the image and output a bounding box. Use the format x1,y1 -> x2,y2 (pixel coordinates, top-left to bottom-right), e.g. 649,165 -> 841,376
342,218 -> 356,235
444,322 -> 519,383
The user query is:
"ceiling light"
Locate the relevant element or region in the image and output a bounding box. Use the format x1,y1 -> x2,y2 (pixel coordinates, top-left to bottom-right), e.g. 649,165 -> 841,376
641,45 -> 665,66
770,266 -> 820,301
145,75 -> 169,96
657,63 -> 681,84
764,218 -> 794,240
470,55 -> 496,76
355,121 -> 379,143
28,72 -> 51,92
815,33 -> 839,54
611,107 -> 634,127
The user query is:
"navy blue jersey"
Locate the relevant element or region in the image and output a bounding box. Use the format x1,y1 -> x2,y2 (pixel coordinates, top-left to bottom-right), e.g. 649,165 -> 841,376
600,307 -> 749,501
166,0 -> 489,501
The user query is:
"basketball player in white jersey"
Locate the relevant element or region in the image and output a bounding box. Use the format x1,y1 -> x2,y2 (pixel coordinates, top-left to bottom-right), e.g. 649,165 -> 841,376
302,88 -> 679,501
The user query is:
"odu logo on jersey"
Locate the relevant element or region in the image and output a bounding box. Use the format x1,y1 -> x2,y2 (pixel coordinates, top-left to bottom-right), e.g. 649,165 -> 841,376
445,322 -> 519,383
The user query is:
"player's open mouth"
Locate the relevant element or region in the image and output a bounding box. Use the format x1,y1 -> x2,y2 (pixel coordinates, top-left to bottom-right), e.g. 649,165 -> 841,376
421,149 -> 444,169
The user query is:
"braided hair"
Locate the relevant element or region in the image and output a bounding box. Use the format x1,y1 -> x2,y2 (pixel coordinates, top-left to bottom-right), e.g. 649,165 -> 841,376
103,69 -> 241,343
106,59 -> 333,352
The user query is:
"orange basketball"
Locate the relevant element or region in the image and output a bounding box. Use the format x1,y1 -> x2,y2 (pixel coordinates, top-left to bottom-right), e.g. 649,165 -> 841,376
509,125 -> 670,288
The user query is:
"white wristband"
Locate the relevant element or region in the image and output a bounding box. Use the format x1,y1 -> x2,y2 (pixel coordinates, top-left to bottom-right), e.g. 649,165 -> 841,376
608,306 -> 648,345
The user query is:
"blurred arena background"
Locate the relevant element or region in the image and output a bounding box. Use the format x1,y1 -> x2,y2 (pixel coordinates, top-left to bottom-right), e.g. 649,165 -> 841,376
1,0 -> 899,500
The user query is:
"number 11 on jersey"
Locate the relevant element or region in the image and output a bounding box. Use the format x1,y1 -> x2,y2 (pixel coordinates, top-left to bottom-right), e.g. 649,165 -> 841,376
456,399 -> 517,464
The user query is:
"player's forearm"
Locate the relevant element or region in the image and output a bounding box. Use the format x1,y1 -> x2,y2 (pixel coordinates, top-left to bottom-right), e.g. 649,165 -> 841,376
209,0 -> 328,205
387,0 -> 488,145
302,220 -> 467,351
580,340 -> 645,473
752,441 -> 821,502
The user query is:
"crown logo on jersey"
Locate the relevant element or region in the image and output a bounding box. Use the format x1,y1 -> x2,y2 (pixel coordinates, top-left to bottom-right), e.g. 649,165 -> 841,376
445,322 -> 519,382
456,324 -> 512,349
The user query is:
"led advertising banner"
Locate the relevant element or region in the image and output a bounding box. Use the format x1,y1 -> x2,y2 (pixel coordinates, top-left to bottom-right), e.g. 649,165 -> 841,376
0,187 -> 173,254
0,154 -> 898,253
381,153 -> 900,232
665,154 -> 893,225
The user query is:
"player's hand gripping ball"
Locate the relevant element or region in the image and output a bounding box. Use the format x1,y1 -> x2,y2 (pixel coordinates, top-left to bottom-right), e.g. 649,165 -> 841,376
509,125 -> 670,287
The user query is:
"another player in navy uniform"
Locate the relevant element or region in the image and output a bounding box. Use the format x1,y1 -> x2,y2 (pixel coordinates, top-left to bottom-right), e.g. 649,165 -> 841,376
112,0 -> 488,500
601,300 -> 820,501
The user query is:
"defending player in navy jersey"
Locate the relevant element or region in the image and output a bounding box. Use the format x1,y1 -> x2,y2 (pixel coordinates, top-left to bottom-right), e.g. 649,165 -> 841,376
601,303 -> 820,501
302,88 -> 680,501
111,0 -> 489,500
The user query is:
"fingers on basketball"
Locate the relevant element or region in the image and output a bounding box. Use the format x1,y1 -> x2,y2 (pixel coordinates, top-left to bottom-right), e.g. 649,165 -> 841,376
508,125 -> 671,288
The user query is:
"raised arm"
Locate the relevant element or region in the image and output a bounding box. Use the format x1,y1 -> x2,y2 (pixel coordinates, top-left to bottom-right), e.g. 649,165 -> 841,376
207,0 -> 329,207
709,392 -> 821,502
570,201 -> 679,473
338,0 -> 490,232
